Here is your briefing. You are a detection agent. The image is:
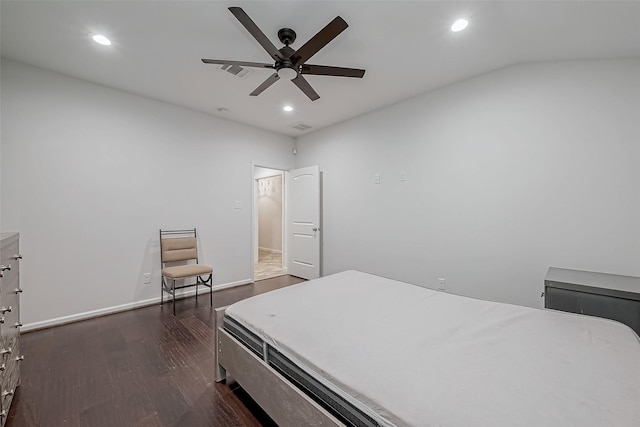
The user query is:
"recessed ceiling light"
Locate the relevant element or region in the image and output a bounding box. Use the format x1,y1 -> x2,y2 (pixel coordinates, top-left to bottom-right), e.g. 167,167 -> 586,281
283,105 -> 294,112
451,19 -> 469,32
92,34 -> 112,46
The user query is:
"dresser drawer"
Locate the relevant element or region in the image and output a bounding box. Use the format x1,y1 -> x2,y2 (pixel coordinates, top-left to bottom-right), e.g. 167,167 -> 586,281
0,234 -> 20,427
0,332 -> 19,423
0,385 -> 16,421
0,354 -> 19,409
0,334 -> 18,364
0,274 -> 21,337
0,239 -> 18,288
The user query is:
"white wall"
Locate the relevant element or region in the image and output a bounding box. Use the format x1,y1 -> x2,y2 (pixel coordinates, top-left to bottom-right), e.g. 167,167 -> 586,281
258,174 -> 283,252
295,59 -> 640,308
0,59 -> 295,327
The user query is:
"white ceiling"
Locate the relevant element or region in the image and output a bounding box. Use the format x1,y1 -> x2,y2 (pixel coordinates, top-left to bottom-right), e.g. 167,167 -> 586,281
2,1 -> 639,137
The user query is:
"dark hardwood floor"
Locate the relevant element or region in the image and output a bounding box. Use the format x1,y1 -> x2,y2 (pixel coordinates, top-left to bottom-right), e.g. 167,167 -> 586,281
7,275 -> 306,427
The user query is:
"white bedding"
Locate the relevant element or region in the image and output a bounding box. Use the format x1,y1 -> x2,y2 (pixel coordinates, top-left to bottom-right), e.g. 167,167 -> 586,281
226,270 -> 640,427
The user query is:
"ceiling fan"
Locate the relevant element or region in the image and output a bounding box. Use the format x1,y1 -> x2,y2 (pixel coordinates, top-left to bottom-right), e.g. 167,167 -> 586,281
201,7 -> 365,101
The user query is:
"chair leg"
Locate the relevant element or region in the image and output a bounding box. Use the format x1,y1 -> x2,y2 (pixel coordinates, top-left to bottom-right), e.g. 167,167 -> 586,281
209,275 -> 213,307
195,279 -> 199,301
160,277 -> 164,305
172,279 -> 176,316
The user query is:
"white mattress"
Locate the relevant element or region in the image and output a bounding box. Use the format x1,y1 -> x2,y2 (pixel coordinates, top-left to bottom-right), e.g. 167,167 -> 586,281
226,270 -> 640,427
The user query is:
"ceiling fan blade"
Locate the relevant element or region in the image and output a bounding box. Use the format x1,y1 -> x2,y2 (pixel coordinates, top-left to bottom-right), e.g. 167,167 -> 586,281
301,64 -> 365,78
250,73 -> 280,96
228,7 -> 283,61
201,59 -> 274,69
292,75 -> 320,101
293,16 -> 349,64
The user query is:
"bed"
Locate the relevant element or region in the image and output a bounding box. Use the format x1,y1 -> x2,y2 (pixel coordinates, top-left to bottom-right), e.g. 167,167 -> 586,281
215,270 -> 640,426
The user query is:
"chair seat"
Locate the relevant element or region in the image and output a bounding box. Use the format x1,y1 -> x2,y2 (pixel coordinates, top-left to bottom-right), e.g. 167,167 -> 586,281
162,264 -> 213,280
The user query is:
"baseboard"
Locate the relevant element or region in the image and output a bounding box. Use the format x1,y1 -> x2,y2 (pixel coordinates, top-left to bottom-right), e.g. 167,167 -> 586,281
22,278 -> 252,332
258,247 -> 282,254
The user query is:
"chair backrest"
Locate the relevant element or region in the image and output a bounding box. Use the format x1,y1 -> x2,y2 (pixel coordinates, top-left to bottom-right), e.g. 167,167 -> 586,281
160,229 -> 199,264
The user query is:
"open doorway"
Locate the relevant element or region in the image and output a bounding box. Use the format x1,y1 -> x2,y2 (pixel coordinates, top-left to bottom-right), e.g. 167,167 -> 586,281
254,166 -> 286,281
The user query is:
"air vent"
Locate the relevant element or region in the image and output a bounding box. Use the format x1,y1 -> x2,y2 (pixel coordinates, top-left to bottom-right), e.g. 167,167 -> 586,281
290,122 -> 312,131
218,64 -> 252,79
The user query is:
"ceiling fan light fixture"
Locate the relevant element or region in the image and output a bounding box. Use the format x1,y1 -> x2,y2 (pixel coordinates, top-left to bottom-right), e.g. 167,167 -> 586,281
283,105 -> 294,112
92,34 -> 112,46
451,19 -> 469,32
277,67 -> 298,80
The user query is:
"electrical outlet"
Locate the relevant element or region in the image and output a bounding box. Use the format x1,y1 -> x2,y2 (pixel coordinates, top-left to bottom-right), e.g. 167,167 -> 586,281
437,278 -> 446,291
374,173 -> 381,184
143,273 -> 151,284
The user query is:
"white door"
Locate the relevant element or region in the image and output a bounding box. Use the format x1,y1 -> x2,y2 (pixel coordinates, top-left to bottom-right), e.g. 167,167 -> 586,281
287,165 -> 320,279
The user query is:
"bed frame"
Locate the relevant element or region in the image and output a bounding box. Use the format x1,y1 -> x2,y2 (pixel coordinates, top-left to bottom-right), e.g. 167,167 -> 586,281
214,307 -> 345,427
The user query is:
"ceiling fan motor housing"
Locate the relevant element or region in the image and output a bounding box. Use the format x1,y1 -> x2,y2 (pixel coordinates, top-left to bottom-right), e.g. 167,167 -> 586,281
277,28 -> 297,46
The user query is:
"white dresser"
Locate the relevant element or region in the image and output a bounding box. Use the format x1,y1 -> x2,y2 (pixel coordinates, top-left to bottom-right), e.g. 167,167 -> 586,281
0,233 -> 23,425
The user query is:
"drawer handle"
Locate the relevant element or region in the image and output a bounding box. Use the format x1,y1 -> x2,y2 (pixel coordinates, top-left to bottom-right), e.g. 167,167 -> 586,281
1,390 -> 13,398
0,307 -> 12,314
14,322 -> 23,329
0,265 -> 10,272
11,254 -> 22,260
15,288 -> 23,294
0,349 -> 12,356
15,355 -> 24,362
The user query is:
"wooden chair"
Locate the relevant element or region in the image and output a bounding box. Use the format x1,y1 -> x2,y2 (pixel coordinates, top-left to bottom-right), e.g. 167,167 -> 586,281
159,228 -> 213,315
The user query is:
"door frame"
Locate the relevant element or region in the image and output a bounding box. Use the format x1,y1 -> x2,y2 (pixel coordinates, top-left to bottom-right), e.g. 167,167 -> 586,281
251,162 -> 289,283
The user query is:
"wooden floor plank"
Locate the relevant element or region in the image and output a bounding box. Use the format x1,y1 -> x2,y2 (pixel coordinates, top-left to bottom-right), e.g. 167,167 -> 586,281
6,275 -> 304,427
